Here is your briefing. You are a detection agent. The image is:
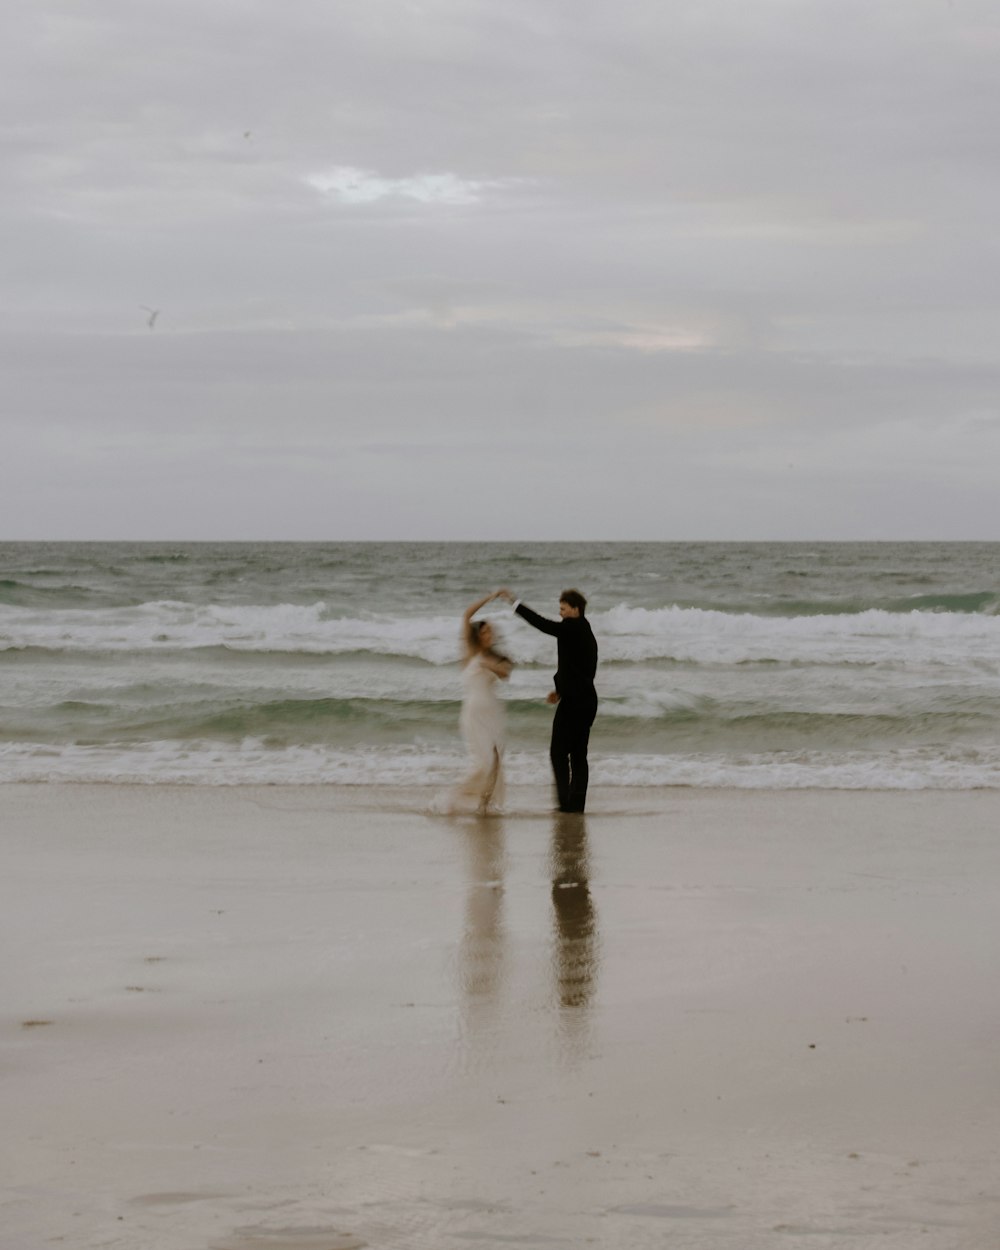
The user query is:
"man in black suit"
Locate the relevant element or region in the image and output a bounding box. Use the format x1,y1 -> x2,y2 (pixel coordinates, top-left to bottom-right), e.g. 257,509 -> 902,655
499,587 -> 598,813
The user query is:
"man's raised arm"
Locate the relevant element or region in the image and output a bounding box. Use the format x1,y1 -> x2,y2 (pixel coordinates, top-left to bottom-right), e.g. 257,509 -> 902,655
497,589 -> 561,637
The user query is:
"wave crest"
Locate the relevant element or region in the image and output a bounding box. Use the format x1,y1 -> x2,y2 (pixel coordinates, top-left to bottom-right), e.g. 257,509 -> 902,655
5,599 -> 1000,669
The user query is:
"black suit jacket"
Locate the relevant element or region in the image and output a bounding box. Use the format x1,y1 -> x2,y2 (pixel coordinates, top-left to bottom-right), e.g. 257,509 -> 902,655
515,604 -> 598,701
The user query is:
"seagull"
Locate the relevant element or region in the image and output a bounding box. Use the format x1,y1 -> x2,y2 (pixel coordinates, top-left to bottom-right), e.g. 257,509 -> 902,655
140,306 -> 160,330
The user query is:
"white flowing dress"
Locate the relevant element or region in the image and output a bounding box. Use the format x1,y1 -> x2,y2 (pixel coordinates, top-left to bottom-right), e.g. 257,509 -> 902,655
451,654 -> 506,811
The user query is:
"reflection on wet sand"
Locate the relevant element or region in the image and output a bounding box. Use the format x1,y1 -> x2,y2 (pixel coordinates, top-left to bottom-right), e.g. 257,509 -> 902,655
550,813 -> 599,1057
456,817 -> 507,1052
454,813 -> 600,1066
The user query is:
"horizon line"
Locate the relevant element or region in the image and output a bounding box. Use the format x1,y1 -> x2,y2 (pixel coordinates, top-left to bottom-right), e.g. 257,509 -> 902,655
3,537 -> 999,545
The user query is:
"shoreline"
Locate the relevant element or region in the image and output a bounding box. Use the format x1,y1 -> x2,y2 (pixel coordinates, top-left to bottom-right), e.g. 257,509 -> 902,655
6,777 -> 1000,793
4,785 -> 1000,1249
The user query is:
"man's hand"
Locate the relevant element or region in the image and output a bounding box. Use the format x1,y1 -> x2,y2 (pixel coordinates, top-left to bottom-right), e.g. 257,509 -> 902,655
546,690 -> 560,705
496,588 -> 515,603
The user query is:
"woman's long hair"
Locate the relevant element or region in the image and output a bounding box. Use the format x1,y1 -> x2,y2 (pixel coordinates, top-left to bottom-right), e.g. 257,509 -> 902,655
466,619 -> 511,666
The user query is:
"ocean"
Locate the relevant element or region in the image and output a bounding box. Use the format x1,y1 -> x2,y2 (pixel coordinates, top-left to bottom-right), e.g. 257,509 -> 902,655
2,541 -> 999,789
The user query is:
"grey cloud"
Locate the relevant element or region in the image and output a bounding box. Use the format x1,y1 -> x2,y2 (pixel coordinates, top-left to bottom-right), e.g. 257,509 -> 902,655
3,0 -> 1000,537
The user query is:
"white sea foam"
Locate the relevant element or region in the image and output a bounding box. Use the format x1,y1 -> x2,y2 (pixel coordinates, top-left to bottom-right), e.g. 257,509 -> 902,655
3,740 -> 1000,790
595,604 -> 1000,667
0,601 -> 463,662
4,600 -> 1000,670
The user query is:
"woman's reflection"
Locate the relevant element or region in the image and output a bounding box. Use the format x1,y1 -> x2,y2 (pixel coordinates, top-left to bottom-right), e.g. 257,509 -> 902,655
456,816 -> 507,1056
550,812 -> 599,1056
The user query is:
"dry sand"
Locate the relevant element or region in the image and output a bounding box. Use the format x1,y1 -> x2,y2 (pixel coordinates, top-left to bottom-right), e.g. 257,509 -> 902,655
2,783 -> 1000,1250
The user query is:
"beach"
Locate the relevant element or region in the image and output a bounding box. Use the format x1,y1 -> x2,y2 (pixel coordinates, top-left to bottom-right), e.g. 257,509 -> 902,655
4,784 -> 999,1249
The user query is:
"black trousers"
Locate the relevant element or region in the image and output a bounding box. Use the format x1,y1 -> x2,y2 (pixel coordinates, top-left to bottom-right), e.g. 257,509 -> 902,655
550,694 -> 598,813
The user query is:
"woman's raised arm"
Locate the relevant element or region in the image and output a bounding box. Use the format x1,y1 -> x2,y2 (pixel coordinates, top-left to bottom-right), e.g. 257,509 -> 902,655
463,592 -> 497,626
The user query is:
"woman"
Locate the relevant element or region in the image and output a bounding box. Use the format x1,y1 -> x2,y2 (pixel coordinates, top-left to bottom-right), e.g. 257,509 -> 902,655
448,591 -> 513,814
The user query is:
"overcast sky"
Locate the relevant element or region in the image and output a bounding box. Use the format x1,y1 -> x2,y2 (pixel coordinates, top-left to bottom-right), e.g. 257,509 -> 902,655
3,0 -> 1000,540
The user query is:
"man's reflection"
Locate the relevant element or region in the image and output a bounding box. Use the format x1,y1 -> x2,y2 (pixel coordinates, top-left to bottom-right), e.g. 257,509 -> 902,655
550,813 -> 599,1055
456,817 -> 507,1054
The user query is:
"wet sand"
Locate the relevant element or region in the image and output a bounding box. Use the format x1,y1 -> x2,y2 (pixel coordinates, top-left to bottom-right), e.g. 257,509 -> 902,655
3,784 -> 1000,1249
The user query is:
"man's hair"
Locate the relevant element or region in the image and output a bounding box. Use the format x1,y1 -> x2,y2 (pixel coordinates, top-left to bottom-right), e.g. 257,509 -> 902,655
560,589 -> 587,616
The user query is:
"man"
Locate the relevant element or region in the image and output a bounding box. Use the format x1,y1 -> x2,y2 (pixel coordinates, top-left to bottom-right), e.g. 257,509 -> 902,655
499,587 -> 598,813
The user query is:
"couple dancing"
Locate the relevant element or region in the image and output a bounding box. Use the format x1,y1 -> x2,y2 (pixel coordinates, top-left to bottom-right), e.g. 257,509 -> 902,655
450,586 -> 598,815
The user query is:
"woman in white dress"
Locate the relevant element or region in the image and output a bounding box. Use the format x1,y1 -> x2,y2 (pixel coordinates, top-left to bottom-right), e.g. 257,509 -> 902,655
449,591 -> 513,813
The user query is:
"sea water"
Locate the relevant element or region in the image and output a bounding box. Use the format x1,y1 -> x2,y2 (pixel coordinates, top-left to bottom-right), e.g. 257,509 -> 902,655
2,540 -> 999,788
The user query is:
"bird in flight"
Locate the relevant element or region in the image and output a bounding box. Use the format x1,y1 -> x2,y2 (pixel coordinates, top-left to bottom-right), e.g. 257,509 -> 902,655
140,306 -> 160,330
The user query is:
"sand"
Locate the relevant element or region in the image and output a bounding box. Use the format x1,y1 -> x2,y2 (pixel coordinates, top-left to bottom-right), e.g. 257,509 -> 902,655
2,783 -> 1000,1250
